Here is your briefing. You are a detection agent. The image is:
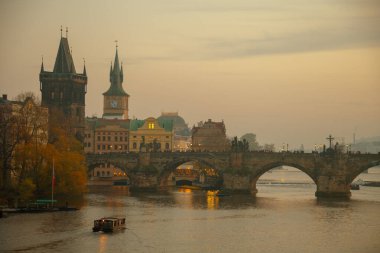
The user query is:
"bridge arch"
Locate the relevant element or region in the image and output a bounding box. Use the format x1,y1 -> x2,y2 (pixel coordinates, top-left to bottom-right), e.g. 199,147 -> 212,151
250,161 -> 317,195
348,160 -> 380,184
158,158 -> 223,187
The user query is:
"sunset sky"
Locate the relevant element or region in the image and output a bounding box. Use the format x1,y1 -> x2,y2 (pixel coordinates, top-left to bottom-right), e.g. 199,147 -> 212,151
1,0 -> 379,150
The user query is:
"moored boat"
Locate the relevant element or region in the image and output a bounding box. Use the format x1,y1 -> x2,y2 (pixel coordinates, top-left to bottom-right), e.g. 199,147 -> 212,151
92,217 -> 126,232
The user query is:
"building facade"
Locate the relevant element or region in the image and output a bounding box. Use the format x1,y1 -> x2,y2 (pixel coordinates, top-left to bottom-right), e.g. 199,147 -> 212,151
39,33 -> 87,141
129,117 -> 173,152
191,119 -> 230,152
84,117 -> 129,154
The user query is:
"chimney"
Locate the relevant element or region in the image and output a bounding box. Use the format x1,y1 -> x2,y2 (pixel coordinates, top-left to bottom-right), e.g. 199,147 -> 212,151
2,94 -> 7,100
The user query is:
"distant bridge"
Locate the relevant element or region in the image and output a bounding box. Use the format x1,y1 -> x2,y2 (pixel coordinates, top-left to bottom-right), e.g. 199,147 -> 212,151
86,151 -> 380,198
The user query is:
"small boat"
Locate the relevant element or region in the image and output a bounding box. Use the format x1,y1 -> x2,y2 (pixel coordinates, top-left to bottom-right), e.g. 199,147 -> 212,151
92,217 -> 126,232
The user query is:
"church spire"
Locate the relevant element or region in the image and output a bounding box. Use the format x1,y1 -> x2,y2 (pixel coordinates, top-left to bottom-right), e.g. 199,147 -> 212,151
103,44 -> 128,97
83,58 -> 87,76
40,56 -> 44,73
120,61 -> 123,82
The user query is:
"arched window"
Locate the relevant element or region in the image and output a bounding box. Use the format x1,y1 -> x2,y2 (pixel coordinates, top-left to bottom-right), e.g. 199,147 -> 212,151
133,142 -> 137,149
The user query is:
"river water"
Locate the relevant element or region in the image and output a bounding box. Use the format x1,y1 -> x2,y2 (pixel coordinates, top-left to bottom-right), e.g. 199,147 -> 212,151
1,167 -> 380,253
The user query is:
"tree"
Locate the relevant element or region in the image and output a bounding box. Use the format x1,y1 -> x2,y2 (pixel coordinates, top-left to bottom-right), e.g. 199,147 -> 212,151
262,144 -> 275,152
241,133 -> 260,151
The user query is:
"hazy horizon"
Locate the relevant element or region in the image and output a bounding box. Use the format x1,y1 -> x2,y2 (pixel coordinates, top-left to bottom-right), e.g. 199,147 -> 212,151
1,0 -> 379,150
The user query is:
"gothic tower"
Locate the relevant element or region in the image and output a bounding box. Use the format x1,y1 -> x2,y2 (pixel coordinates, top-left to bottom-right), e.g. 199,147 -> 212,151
39,29 -> 87,141
102,46 -> 129,120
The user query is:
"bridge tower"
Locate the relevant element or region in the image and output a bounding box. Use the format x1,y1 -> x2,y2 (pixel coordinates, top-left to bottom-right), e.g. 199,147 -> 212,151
39,27 -> 87,141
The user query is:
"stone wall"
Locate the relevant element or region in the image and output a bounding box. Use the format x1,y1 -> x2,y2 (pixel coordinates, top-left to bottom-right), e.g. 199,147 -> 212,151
223,173 -> 250,193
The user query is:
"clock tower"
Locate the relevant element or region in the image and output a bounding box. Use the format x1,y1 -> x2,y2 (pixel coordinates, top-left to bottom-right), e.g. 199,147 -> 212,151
102,46 -> 129,119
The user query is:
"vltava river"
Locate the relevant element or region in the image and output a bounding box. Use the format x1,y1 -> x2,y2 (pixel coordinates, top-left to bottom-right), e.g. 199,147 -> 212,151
1,168 -> 380,253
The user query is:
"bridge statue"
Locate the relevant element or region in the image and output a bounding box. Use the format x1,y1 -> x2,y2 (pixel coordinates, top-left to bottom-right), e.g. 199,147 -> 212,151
86,150 -> 379,199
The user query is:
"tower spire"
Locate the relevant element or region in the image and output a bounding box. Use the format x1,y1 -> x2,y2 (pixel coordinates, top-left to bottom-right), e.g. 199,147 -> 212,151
120,61 -> 124,82
83,58 -> 87,76
40,56 -> 44,72
103,44 -> 128,97
66,27 -> 68,38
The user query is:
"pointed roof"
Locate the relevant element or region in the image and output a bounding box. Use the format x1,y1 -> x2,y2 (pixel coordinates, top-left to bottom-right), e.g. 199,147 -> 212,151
53,37 -> 76,73
103,47 -> 128,96
40,57 -> 44,73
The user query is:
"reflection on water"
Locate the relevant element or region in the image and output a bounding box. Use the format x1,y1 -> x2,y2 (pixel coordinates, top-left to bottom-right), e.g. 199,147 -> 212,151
1,170 -> 380,253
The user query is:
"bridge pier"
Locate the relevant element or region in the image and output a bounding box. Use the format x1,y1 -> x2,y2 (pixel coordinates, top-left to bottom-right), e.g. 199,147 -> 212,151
315,175 -> 351,199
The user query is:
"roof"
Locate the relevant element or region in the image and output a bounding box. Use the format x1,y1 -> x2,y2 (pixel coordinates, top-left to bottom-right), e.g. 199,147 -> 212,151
53,37 -> 76,73
103,48 -> 129,97
129,119 -> 146,131
157,112 -> 190,136
130,118 -> 174,132
85,117 -> 130,130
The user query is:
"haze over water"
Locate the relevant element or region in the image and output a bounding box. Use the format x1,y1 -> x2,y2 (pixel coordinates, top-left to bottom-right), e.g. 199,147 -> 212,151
1,168 -> 380,253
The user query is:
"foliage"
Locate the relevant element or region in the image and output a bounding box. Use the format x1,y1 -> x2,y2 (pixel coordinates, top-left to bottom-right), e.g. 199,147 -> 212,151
1,92 -> 87,202
241,133 -> 260,151
18,178 -> 36,202
262,143 -> 275,152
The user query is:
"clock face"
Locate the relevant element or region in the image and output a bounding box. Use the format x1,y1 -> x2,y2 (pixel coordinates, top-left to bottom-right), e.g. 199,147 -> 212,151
110,100 -> 118,108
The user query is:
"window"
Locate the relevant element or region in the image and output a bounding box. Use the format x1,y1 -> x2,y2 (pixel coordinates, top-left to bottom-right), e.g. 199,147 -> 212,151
51,91 -> 55,100
96,171 -> 100,177
102,144 -> 105,150
115,136 -> 118,141
88,143 -> 91,147
107,136 -> 111,141
97,136 -> 100,141
165,143 -> 170,150
107,145 -> 110,150
125,137 -> 128,141
148,123 -> 155,129
133,142 -> 137,149
102,136 -> 105,141
107,171 -> 110,176
60,91 -> 63,101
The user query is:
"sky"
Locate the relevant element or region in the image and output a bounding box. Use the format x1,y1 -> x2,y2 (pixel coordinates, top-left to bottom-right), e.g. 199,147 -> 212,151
0,0 -> 379,150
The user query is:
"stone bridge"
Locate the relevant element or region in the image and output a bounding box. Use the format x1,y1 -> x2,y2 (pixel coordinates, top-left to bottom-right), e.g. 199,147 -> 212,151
86,151 -> 380,198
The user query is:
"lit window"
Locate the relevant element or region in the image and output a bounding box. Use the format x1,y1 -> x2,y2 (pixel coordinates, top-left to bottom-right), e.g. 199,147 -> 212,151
148,123 -> 155,129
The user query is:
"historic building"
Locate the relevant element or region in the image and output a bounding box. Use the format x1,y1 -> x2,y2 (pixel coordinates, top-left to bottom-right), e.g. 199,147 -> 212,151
39,30 -> 87,141
157,112 -> 191,151
102,46 -> 129,120
191,119 -> 230,152
84,117 -> 129,154
129,117 -> 173,152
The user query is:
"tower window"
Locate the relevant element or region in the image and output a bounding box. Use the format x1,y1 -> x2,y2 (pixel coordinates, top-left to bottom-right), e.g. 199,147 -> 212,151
60,91 -> 63,101
51,92 -> 55,100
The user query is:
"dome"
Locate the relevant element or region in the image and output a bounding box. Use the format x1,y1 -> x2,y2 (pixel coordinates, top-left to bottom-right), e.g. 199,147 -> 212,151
158,112 -> 190,136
